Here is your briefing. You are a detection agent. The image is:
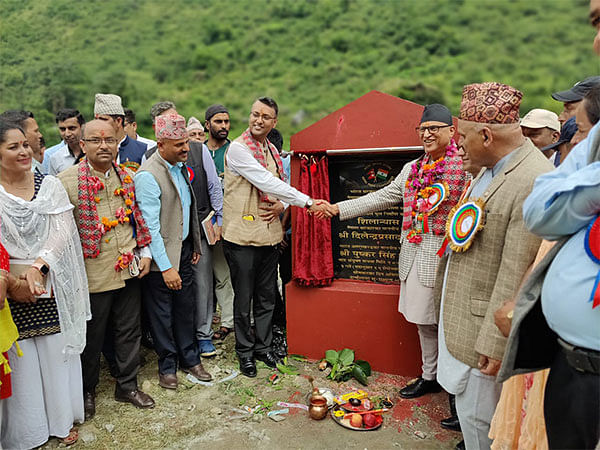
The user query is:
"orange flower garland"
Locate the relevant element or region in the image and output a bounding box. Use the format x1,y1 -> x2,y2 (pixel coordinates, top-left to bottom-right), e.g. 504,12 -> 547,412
94,183 -> 136,271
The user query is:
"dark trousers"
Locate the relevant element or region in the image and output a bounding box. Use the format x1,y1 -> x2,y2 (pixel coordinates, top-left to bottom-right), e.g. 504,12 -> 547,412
223,240 -> 279,358
81,278 -> 141,393
273,238 -> 292,328
144,240 -> 200,374
544,348 -> 600,449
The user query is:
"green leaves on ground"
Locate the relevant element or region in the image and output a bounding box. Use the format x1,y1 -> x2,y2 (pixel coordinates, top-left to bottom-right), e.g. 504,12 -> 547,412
276,363 -> 299,375
323,348 -> 371,386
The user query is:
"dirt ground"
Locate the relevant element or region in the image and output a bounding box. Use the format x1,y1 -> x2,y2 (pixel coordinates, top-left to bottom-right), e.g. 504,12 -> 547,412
40,334 -> 462,450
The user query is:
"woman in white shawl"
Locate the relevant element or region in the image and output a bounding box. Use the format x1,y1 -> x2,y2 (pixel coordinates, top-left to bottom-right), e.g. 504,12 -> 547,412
0,121 -> 90,448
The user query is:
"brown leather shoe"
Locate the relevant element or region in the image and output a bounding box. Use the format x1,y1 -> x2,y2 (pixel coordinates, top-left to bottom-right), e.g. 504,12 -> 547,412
84,391 -> 95,421
158,372 -> 178,390
183,363 -> 212,382
115,386 -> 155,409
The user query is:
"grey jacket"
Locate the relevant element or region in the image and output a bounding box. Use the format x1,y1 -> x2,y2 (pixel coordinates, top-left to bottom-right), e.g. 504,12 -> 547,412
497,238 -> 567,382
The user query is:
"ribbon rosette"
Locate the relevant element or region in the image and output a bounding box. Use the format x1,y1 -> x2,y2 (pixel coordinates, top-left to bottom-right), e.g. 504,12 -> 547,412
584,215 -> 600,309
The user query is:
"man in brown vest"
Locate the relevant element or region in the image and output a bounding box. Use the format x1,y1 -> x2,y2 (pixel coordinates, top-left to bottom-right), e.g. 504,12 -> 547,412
134,114 -> 211,389
222,97 -> 325,377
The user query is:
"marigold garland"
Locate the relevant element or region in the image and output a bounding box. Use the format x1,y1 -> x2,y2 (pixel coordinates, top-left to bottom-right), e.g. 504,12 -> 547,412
94,182 -> 135,271
404,140 -> 457,243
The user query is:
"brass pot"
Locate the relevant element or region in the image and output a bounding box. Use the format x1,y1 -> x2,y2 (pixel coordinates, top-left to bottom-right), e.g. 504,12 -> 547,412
308,394 -> 328,420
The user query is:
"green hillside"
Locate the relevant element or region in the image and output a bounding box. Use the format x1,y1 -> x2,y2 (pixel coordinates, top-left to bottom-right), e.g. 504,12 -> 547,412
0,0 -> 597,146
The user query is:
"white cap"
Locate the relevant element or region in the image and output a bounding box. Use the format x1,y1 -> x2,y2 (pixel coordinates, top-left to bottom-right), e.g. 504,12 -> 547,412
94,93 -> 125,116
520,109 -> 560,132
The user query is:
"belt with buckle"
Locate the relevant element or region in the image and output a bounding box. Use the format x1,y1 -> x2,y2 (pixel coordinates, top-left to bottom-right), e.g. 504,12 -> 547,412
557,338 -> 600,375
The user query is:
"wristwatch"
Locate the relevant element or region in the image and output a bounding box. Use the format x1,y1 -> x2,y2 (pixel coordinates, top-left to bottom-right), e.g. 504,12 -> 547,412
305,198 -> 314,209
32,262 -> 49,275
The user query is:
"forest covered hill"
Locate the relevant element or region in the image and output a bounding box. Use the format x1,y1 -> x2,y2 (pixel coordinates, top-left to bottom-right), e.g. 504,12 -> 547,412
0,0 -> 597,145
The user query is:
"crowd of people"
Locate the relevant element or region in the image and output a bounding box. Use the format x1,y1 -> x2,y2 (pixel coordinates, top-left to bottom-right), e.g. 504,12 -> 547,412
0,3 -> 599,448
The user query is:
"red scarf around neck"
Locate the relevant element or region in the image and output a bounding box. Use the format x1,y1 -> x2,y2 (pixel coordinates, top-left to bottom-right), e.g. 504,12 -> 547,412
402,141 -> 468,237
77,160 -> 152,258
242,128 -> 287,187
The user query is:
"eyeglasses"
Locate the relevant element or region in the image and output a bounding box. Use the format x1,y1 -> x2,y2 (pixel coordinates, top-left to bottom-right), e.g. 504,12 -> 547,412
250,111 -> 275,121
415,125 -> 452,135
83,137 -> 118,145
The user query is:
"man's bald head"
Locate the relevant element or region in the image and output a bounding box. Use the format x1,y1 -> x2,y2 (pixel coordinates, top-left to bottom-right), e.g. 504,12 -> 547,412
82,119 -> 116,139
80,119 -> 119,171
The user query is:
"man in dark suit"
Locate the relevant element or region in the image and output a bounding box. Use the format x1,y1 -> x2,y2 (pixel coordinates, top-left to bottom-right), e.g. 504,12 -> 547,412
94,93 -> 147,165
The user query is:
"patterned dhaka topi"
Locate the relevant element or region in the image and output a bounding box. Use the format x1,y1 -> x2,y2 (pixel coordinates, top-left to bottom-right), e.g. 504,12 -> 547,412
155,114 -> 188,140
459,82 -> 522,124
94,93 -> 125,116
186,116 -> 203,132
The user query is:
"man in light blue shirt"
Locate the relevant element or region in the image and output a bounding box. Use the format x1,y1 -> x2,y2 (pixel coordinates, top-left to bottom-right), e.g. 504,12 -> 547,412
42,108 -> 85,174
47,109 -> 86,176
134,113 -> 212,390
42,140 -> 64,173
519,115 -> 600,448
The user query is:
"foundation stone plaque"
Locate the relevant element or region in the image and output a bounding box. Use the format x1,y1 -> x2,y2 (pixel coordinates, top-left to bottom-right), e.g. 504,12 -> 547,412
329,152 -> 421,284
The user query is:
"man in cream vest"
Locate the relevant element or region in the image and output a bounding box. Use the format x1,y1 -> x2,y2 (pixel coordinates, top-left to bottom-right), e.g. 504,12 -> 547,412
135,114 -> 211,390
222,97 -> 325,377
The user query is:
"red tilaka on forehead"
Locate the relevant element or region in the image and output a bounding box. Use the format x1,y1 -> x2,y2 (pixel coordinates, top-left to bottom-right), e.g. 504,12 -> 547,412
100,130 -> 105,137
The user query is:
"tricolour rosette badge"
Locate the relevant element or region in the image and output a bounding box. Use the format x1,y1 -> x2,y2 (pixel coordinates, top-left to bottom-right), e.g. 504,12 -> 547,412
425,182 -> 448,214
446,199 -> 485,252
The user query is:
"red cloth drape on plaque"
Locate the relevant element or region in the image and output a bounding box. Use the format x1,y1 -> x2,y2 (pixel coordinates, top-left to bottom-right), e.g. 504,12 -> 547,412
293,155 -> 334,286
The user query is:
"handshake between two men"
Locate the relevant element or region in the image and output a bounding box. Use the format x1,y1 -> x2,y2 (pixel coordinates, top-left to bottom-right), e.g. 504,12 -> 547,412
310,199 -> 339,219
258,199 -> 338,222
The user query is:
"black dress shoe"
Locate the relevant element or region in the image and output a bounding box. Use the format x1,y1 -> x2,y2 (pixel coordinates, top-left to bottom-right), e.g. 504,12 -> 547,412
239,356 -> 257,377
254,351 -> 280,368
441,393 -> 461,431
141,332 -> 154,350
399,377 -> 442,399
441,415 -> 461,431
115,387 -> 155,409
455,440 -> 465,450
84,391 -> 95,421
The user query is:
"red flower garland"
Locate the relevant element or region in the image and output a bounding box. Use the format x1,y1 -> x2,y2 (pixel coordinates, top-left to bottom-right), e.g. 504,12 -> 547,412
404,140 -> 458,243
